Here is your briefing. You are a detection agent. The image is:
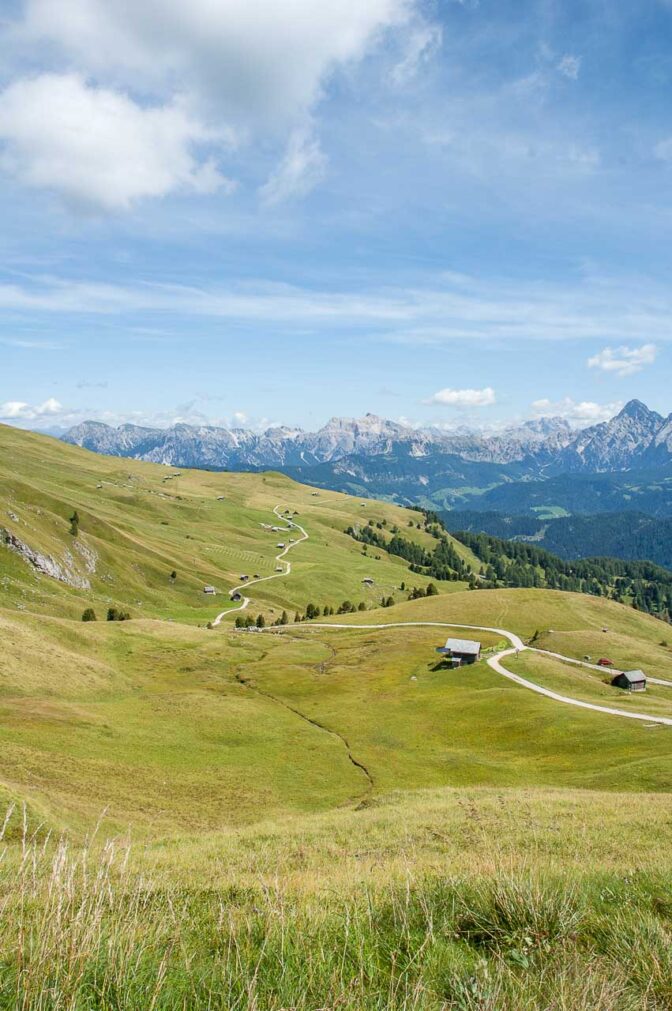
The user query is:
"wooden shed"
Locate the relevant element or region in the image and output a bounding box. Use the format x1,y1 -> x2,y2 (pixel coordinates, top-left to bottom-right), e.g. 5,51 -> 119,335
436,637 -> 481,666
611,669 -> 646,692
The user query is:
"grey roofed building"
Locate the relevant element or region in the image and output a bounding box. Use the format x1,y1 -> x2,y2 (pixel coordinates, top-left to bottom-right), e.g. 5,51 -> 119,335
611,669 -> 647,692
436,637 -> 481,665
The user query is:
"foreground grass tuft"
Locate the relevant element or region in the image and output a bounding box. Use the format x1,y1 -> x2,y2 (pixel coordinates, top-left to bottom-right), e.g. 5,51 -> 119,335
2,807 -> 672,1010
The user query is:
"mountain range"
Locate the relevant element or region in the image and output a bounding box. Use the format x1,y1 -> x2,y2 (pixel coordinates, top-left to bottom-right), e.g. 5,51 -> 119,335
62,400 -> 672,514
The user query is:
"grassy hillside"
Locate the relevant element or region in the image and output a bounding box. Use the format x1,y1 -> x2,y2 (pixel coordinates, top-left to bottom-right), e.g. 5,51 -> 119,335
0,423 -> 459,624
4,426 -> 672,1006
2,585 -> 672,835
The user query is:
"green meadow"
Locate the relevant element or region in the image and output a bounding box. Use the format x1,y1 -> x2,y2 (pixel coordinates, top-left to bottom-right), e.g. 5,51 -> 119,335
3,423 -> 672,1007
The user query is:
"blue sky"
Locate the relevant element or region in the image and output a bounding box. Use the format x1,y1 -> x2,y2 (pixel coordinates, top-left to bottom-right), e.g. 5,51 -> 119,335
1,0 -> 672,433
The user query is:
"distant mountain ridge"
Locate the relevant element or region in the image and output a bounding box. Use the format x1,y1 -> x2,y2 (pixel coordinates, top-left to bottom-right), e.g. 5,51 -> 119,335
62,400 -> 672,513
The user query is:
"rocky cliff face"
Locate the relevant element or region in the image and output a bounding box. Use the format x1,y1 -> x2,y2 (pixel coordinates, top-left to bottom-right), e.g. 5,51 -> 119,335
1,527 -> 95,589
62,401 -> 672,484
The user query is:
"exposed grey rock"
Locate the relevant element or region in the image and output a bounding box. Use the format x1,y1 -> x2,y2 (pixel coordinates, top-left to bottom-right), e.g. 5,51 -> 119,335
62,401 -> 672,494
1,528 -> 92,589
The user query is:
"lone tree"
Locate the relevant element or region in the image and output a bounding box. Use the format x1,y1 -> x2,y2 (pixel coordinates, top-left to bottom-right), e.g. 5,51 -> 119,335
426,583 -> 438,596
69,510 -> 80,537
280,611 -> 289,625
256,613 -> 266,628
81,607 -> 97,622
170,570 -> 177,582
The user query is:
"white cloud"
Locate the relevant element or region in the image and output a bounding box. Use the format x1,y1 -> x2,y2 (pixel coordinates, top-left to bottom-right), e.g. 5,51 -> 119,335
2,273 -> 672,349
531,398 -> 622,426
20,0 -> 412,127
424,387 -> 496,407
0,74 -> 228,211
557,54 -> 581,80
587,343 -> 657,377
0,397 -> 63,420
3,1 -> 419,209
260,128 -> 327,205
390,23 -> 442,85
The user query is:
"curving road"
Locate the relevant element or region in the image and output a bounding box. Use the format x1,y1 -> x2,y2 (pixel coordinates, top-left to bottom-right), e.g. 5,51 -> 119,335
211,506 -> 308,626
266,620 -> 672,727
215,510 -> 672,727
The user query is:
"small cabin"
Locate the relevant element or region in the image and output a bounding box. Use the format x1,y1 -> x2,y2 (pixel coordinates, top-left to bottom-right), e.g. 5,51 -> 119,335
436,637 -> 481,667
276,543 -> 286,549
362,577 -> 375,586
612,669 -> 646,692
230,591 -> 242,602
240,574 -> 249,581
203,585 -> 216,595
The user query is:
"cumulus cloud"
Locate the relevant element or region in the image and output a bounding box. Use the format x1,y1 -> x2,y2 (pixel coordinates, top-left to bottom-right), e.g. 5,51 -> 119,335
0,2 -> 419,209
531,397 -> 622,425
21,0 -> 412,125
0,397 -> 63,420
260,128 -> 327,205
424,387 -> 496,407
0,74 -> 227,211
587,343 -> 657,377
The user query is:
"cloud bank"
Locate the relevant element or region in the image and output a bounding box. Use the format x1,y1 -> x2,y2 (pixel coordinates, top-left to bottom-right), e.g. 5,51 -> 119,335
587,343 -> 657,377
424,387 -> 496,407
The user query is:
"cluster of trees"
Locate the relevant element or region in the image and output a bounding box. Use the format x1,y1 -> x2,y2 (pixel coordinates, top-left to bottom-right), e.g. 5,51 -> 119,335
106,607 -> 131,621
235,613 -> 275,628
81,607 -> 132,621
408,583 -> 438,600
454,530 -> 672,620
345,521 -> 471,583
443,510 -> 672,570
296,600 -> 369,620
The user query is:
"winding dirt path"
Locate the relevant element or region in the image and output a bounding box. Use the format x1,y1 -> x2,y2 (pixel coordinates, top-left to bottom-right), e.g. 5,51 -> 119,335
214,509 -> 672,728
267,621 -> 672,727
212,506 -> 308,626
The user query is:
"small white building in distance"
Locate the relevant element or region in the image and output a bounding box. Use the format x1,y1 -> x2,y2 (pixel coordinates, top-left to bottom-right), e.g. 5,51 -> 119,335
203,585 -> 216,595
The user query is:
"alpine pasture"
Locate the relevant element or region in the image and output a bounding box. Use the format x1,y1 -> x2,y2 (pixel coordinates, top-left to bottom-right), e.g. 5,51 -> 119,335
2,424 -> 672,1009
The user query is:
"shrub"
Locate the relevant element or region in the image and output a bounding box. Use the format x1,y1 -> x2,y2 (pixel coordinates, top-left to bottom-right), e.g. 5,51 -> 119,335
107,607 -> 131,622
81,608 -> 97,622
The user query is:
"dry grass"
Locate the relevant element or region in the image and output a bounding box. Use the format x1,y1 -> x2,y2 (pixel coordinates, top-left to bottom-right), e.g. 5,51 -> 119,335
2,792 -> 672,1010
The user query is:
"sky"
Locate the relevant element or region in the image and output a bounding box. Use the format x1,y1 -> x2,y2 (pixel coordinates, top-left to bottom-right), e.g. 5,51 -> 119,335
1,0 -> 672,434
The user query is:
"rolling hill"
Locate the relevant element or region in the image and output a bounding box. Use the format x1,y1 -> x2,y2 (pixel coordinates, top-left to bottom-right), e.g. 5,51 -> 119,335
4,424 -> 672,1007
2,421 -> 672,835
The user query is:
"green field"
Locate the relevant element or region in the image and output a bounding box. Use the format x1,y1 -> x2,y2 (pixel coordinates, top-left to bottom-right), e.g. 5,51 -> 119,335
3,424 -> 672,1007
